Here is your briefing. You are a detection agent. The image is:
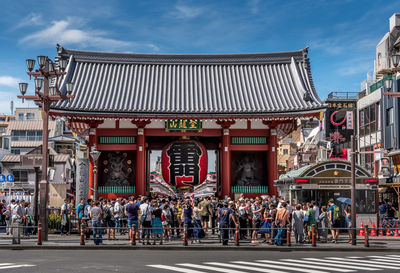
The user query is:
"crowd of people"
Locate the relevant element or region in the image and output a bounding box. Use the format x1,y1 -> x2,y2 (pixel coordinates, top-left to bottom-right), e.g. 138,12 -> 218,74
1,195 -> 399,246
56,193 -> 396,246
0,199 -> 34,237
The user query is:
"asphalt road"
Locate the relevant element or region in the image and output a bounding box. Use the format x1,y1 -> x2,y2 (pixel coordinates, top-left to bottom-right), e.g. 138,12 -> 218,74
0,250 -> 399,273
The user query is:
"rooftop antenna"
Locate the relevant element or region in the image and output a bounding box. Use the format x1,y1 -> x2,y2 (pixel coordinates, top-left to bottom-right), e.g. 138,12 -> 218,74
10,101 -> 14,115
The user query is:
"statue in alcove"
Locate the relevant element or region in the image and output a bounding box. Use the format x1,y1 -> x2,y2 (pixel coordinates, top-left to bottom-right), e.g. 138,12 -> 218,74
104,152 -> 130,186
235,156 -> 259,186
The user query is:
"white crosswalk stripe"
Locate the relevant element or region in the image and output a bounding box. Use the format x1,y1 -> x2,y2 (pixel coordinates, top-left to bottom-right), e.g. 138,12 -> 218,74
0,263 -> 35,270
302,258 -> 380,271
281,259 -> 378,271
255,260 -> 355,272
177,263 -> 248,273
204,262 -> 287,273
233,261 -> 329,273
147,265 -> 207,273
327,257 -> 400,268
146,255 -> 400,273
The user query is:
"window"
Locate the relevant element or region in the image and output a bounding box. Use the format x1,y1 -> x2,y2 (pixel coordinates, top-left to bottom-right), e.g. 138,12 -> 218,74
11,130 -> 43,141
386,107 -> 394,126
283,149 -> 288,155
12,170 -> 28,182
18,113 -> 24,120
11,149 -> 20,154
26,113 -> 35,120
3,137 -> 9,150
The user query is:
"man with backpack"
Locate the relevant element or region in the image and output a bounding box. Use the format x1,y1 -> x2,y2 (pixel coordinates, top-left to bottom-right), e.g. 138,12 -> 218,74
328,199 -> 340,243
104,200 -> 115,240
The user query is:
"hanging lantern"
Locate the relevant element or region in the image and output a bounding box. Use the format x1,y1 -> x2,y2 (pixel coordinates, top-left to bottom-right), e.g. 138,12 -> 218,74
161,140 -> 208,189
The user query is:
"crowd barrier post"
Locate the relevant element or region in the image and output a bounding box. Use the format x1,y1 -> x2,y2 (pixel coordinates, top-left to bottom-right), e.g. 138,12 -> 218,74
131,225 -> 136,246
286,225 -> 291,247
80,223 -> 85,246
37,222 -> 42,245
235,225 -> 240,246
183,224 -> 188,246
311,224 -> 316,247
364,225 -> 369,247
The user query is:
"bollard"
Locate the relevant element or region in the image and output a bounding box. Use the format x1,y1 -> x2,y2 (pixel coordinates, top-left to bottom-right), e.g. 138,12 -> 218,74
235,225 -> 240,246
80,223 -> 85,246
311,224 -> 316,247
364,225 -> 369,247
286,224 -> 291,247
131,225 -> 136,246
183,224 -> 188,246
37,222 -> 42,245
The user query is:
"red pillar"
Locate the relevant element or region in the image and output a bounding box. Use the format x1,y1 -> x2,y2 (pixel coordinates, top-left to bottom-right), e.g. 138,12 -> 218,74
221,128 -> 231,198
217,120 -> 235,198
132,120 -> 150,196
88,132 -> 95,199
268,128 -> 278,196
136,128 -> 146,196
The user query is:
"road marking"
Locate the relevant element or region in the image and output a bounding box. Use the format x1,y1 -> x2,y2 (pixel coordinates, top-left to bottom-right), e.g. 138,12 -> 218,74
325,258 -> 400,270
147,265 -> 206,273
233,261 -> 329,273
285,259 -> 378,271
367,255 -> 400,261
205,262 -> 288,273
256,260 -> 355,272
304,257 -> 380,271
386,255 -> 400,258
177,263 -> 248,273
0,264 -> 35,270
0,264 -> 13,267
330,257 -> 400,267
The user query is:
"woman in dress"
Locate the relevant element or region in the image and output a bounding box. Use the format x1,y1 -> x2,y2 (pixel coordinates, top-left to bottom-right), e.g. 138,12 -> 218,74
151,203 -> 163,245
182,200 -> 193,242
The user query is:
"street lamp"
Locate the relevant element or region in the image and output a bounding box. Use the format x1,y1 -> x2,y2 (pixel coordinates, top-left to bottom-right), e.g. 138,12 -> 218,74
17,55 -> 74,241
90,144 -> 101,201
384,77 -> 394,92
392,54 -> 400,68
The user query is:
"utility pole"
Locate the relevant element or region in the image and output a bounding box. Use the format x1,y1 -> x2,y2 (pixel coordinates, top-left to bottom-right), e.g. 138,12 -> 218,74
350,135 -> 357,245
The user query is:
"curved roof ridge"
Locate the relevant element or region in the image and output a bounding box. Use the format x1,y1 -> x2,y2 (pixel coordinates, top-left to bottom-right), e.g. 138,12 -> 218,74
56,44 -> 308,65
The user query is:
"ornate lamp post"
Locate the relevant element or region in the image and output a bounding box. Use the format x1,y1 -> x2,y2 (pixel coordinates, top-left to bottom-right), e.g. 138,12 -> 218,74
18,56 -> 74,240
89,144 -> 101,201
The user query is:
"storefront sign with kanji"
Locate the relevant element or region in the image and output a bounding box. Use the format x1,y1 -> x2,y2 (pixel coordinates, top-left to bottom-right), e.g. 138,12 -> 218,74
166,119 -> 201,131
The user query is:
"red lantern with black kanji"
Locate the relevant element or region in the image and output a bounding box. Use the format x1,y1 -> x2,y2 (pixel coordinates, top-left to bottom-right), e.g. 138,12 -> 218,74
161,140 -> 208,189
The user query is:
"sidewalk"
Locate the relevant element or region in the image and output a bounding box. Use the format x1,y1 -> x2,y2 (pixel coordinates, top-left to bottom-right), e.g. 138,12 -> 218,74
1,233 -> 399,251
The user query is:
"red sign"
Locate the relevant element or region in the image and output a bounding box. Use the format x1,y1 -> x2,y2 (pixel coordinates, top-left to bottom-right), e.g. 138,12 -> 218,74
161,140 -> 208,188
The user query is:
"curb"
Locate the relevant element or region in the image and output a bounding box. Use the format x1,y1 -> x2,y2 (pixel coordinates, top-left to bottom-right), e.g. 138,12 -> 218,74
0,245 -> 395,251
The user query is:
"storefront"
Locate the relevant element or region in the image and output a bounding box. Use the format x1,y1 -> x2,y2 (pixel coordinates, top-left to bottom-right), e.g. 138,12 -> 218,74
274,160 -> 378,226
50,45 -> 325,198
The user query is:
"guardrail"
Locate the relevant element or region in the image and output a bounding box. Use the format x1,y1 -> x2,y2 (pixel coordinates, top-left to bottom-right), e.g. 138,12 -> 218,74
2,222 -> 400,247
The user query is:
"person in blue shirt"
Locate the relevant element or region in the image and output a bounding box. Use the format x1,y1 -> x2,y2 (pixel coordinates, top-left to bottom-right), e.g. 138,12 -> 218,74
328,199 -> 340,243
378,202 -> 387,223
218,202 -> 236,245
76,198 -> 87,233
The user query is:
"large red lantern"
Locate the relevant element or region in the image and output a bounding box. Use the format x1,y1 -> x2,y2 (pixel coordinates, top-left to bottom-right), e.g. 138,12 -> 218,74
161,140 -> 208,189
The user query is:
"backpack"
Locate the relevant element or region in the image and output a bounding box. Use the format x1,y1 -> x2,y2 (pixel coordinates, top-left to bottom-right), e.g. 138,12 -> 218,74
103,206 -> 111,221
333,206 -> 341,221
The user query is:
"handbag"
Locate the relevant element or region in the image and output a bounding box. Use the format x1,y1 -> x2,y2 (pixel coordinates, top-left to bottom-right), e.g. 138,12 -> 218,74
304,212 -> 310,223
259,220 -> 271,234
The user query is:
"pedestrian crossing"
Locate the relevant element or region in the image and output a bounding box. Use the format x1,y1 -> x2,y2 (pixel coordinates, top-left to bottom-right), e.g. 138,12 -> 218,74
0,263 -> 35,270
147,255 -> 400,273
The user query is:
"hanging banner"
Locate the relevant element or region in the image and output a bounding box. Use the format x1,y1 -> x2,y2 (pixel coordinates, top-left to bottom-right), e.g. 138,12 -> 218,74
161,140 -> 208,189
346,111 -> 354,130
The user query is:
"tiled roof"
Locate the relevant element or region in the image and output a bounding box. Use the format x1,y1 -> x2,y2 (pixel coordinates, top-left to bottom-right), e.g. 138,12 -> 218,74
11,141 -> 42,148
1,154 -> 71,163
51,46 -> 325,117
6,120 -> 57,137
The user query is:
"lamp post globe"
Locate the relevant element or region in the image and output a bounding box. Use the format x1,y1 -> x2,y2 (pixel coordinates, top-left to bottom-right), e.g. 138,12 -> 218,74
384,77 -> 393,92
392,54 -> 400,68
26,59 -> 35,72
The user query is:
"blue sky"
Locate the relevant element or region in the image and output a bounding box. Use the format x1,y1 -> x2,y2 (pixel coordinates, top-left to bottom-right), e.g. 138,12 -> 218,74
0,0 -> 399,114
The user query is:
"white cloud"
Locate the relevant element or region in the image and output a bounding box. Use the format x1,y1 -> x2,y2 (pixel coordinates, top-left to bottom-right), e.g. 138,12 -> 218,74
0,76 -> 21,88
337,57 -> 373,76
172,4 -> 205,19
249,0 -> 261,14
14,13 -> 44,29
19,19 -> 132,50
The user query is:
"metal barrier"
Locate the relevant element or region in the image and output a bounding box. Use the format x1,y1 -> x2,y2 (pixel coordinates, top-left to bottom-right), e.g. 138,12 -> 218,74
1,224 -> 400,247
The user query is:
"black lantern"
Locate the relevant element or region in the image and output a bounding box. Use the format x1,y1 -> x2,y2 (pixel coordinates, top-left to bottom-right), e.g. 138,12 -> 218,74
384,77 -> 394,92
35,78 -> 44,91
26,59 -> 35,72
19,82 -> 28,103
37,56 -> 47,67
